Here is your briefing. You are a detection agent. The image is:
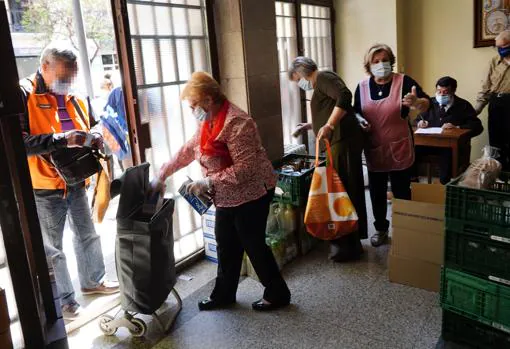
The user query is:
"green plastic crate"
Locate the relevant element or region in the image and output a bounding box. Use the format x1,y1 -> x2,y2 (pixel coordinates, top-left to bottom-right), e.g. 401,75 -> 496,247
445,229 -> 510,286
445,173 -> 510,230
440,267 -> 510,333
273,154 -> 325,206
442,310 -> 510,349
446,217 -> 510,242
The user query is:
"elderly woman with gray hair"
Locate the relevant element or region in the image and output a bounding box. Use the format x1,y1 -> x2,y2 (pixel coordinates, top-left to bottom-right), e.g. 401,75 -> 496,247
289,56 -> 367,262
354,44 -> 429,247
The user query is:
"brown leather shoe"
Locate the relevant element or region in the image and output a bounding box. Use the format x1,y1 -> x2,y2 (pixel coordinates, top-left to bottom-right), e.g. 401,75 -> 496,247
81,281 -> 120,295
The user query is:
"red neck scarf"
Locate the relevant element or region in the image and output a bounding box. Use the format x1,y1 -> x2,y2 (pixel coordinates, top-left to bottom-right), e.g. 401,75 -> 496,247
200,100 -> 232,164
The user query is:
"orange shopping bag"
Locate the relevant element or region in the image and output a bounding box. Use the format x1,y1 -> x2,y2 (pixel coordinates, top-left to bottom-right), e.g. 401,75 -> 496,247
304,139 -> 358,240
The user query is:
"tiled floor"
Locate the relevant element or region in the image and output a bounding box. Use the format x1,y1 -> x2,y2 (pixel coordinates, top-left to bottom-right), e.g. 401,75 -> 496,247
59,193 -> 453,349
5,189 -> 472,349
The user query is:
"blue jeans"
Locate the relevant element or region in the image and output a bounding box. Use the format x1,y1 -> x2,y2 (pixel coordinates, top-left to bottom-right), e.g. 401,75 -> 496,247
34,185 -> 105,306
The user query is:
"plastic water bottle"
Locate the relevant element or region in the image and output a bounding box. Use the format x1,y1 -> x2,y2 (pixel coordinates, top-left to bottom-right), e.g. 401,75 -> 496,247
284,205 -> 296,234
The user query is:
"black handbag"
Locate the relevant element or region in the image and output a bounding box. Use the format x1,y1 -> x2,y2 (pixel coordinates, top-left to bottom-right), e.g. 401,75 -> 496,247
48,98 -> 103,186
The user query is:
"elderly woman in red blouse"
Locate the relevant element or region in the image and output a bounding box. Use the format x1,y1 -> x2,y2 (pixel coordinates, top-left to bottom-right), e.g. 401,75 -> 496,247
151,72 -> 290,312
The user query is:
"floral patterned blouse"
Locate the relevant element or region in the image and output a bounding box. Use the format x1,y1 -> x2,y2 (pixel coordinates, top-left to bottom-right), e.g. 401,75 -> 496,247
158,103 -> 276,208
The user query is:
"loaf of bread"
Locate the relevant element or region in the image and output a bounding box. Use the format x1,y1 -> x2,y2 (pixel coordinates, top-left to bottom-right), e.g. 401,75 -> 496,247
459,157 -> 502,189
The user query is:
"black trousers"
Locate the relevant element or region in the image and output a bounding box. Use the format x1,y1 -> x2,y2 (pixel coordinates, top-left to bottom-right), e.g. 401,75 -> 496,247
211,190 -> 290,304
414,146 -> 452,185
329,138 -> 367,253
489,95 -> 510,171
368,168 -> 411,232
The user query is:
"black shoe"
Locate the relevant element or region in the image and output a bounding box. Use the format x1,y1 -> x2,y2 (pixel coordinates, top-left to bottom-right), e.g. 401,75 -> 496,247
198,298 -> 235,311
251,299 -> 290,311
329,242 -> 363,263
370,231 -> 388,247
330,250 -> 363,263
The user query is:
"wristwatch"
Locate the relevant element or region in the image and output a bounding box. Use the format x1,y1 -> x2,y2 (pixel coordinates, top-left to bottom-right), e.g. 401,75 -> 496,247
326,123 -> 335,131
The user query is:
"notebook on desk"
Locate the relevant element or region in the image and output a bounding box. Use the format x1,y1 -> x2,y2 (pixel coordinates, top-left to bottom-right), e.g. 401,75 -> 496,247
415,127 -> 443,135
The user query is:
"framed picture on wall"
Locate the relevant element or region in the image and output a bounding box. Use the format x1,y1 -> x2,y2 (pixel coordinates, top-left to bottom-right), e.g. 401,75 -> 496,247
475,0 -> 510,47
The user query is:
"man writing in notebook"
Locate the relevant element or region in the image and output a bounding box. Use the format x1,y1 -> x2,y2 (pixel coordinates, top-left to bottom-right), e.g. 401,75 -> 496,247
415,76 -> 483,184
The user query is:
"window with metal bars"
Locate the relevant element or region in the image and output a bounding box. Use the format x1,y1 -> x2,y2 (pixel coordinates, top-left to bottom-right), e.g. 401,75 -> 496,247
275,0 -> 335,152
124,0 -> 212,262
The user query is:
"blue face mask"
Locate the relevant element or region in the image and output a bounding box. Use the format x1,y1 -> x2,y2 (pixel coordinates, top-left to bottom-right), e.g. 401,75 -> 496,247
192,106 -> 209,121
499,46 -> 510,58
298,78 -> 313,91
435,93 -> 450,106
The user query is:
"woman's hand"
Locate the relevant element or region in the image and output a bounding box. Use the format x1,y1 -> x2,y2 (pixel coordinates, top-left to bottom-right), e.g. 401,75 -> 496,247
402,86 -> 418,108
417,120 -> 428,128
148,178 -> 166,197
292,122 -> 312,138
317,124 -> 333,141
186,178 -> 213,200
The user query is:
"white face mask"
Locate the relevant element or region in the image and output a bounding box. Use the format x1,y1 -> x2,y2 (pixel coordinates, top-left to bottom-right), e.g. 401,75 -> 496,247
50,79 -> 73,95
298,78 -> 313,91
370,61 -> 392,78
192,106 -> 209,121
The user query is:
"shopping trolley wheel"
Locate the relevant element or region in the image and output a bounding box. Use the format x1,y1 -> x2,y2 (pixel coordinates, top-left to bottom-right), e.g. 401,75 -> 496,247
98,315 -> 117,336
129,317 -> 147,337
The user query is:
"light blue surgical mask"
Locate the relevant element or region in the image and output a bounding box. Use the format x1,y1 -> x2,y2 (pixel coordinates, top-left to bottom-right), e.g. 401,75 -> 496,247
193,106 -> 209,121
50,79 -> 73,95
435,93 -> 450,106
298,78 -> 313,91
370,61 -> 392,78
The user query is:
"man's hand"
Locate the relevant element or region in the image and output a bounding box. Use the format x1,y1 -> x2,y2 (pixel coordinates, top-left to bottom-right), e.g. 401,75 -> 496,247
442,123 -> 458,130
402,86 -> 418,108
64,130 -> 88,148
292,122 -> 312,138
90,132 -> 104,152
417,120 -> 429,128
185,178 -> 212,200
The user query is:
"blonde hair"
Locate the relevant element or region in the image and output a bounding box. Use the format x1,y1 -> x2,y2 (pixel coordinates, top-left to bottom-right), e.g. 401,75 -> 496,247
181,72 -> 225,102
363,43 -> 396,75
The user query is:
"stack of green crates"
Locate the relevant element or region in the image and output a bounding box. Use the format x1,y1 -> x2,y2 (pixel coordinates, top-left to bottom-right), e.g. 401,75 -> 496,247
440,174 -> 510,348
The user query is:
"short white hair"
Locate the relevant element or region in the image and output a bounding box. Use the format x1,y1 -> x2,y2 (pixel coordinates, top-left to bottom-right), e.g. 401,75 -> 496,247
496,30 -> 510,43
40,43 -> 77,66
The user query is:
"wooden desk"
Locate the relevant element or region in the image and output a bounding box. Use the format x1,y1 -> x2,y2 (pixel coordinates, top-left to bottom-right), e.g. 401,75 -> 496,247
414,128 -> 472,177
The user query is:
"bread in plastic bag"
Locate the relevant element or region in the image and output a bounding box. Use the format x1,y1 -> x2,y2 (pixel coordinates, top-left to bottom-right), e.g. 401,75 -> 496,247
458,145 -> 502,189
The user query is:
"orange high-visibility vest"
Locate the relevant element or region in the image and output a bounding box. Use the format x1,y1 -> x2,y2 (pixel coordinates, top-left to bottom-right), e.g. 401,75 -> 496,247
21,73 -> 90,190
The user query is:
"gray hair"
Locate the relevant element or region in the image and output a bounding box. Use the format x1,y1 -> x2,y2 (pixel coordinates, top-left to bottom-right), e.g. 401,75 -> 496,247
40,43 -> 77,66
288,56 -> 318,80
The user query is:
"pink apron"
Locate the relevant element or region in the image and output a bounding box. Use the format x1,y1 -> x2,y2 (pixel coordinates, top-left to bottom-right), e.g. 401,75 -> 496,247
360,73 -> 414,172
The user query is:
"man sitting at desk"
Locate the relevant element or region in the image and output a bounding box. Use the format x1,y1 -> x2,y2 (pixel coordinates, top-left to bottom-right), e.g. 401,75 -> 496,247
415,76 -> 483,184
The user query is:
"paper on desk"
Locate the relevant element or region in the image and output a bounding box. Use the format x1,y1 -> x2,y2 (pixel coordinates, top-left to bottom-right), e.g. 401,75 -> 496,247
415,127 -> 443,135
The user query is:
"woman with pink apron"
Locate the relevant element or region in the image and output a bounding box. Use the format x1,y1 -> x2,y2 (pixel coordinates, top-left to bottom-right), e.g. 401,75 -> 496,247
354,44 -> 430,247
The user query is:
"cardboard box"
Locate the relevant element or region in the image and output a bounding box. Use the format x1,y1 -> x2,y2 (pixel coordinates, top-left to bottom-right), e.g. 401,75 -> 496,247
389,253 -> 442,292
392,183 -> 445,234
389,183 -> 445,291
202,207 -> 216,237
203,235 -> 217,263
392,227 -> 444,265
